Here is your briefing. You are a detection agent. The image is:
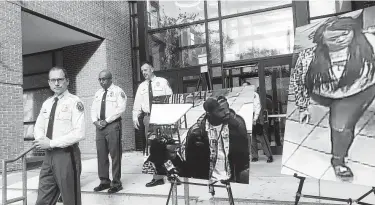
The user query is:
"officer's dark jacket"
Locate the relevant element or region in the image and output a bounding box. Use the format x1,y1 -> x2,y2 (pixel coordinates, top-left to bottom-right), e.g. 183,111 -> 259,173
184,109 -> 249,183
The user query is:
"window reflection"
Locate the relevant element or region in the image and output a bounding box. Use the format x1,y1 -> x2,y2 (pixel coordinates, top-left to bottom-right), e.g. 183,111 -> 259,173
132,17 -> 139,47
208,22 -> 221,64
222,7 -> 294,62
221,0 -> 291,16
147,0 -> 205,29
130,2 -> 137,15
207,0 -> 219,18
149,23 -> 207,70
309,0 -> 352,18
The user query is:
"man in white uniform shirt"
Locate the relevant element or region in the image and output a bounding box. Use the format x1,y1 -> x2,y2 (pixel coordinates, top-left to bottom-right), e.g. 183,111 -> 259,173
133,61 -> 173,187
33,66 -> 85,205
91,70 -> 127,193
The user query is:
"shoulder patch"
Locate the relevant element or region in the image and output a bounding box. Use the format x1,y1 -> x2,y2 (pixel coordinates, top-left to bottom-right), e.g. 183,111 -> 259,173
76,102 -> 84,112
121,92 -> 126,98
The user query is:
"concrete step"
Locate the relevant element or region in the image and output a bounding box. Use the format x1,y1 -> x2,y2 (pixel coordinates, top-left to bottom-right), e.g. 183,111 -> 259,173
1,188 -> 336,205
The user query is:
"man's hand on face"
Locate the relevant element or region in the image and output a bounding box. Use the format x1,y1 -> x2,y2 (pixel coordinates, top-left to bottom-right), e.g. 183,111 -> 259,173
94,121 -> 105,130
33,138 -> 51,149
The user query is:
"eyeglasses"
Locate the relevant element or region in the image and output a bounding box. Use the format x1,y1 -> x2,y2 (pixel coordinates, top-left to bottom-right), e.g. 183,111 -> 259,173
98,77 -> 112,82
49,78 -> 66,84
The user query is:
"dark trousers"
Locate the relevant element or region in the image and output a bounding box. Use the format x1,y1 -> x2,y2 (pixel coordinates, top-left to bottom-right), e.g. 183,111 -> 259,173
311,84 -> 375,166
143,115 -> 164,180
35,145 -> 81,205
251,123 -> 272,158
96,120 -> 122,187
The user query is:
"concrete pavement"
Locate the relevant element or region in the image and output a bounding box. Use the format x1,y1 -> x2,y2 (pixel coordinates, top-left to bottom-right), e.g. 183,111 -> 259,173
1,151 -> 375,205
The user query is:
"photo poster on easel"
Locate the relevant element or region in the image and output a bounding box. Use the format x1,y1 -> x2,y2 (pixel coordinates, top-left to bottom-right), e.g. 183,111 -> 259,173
142,86 -> 255,185
281,6 -> 375,187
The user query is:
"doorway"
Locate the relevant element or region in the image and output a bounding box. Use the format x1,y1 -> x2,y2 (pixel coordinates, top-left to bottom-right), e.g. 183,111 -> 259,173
222,54 -> 293,154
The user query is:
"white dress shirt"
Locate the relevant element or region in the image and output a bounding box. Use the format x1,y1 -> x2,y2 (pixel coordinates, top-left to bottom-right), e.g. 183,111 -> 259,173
253,92 -> 261,121
91,83 -> 127,123
132,76 -> 173,120
34,90 -> 85,148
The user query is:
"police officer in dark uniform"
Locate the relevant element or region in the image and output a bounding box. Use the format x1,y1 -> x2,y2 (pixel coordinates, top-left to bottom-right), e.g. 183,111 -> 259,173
33,66 -> 85,205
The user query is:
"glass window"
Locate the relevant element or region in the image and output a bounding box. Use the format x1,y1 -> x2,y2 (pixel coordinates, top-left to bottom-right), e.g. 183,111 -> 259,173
133,49 -> 141,81
132,17 -> 139,47
309,0 -> 352,18
130,2 -> 137,15
211,67 -> 222,77
221,0 -> 291,16
149,23 -> 207,70
208,21 -> 227,64
222,7 -> 294,62
147,0 -> 205,29
207,0 -> 219,19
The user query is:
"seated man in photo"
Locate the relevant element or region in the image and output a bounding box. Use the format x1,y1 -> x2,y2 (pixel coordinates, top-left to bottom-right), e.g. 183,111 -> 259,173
184,96 -> 249,184
142,132 -> 186,182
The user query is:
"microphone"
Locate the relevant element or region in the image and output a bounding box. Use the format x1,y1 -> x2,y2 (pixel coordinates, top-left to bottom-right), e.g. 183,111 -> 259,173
164,160 -> 179,177
164,160 -> 176,172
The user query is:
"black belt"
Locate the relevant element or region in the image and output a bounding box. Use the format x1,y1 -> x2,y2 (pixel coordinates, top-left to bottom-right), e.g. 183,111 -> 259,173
49,143 -> 78,152
144,112 -> 150,116
112,117 -> 122,123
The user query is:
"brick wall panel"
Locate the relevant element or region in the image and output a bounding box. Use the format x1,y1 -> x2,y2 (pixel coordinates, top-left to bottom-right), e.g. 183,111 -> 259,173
1,1 -> 135,162
0,2 -> 23,172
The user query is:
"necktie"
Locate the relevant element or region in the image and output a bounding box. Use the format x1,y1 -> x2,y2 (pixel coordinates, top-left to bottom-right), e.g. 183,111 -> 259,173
46,97 -> 59,139
100,89 -> 108,120
148,80 -> 153,112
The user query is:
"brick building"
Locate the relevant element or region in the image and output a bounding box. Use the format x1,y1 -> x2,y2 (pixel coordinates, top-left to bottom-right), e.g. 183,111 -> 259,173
2,0 -> 375,173
0,1 -> 134,171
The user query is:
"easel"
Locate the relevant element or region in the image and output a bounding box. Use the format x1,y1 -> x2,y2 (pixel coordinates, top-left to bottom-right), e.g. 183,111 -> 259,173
166,176 -> 235,205
294,173 -> 375,205
164,65 -> 235,205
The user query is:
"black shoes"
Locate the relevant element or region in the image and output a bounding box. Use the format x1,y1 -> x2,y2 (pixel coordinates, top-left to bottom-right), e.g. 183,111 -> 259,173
108,185 -> 123,193
251,158 -> 258,162
251,157 -> 273,163
267,156 -> 274,163
93,183 -> 111,192
146,179 -> 165,187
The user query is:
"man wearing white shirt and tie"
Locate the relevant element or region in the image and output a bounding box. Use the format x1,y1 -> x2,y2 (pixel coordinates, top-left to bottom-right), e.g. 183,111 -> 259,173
91,70 -> 127,193
33,66 -> 85,205
133,61 -> 173,187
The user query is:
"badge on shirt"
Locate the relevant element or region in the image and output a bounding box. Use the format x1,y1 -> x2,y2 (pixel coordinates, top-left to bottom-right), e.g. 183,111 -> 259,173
156,82 -> 160,87
76,102 -> 84,112
61,104 -> 69,112
121,92 -> 126,98
109,91 -> 114,97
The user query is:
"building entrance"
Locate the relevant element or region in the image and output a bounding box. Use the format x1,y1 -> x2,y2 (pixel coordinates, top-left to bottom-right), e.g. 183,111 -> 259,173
222,54 -> 293,154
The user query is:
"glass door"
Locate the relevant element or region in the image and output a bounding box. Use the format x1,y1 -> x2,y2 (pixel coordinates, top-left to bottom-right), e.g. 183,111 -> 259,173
259,55 -> 292,154
221,54 -> 293,155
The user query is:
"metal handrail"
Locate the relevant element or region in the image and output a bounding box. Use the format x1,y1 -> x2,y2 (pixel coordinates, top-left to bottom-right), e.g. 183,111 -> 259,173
2,144 -> 36,205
